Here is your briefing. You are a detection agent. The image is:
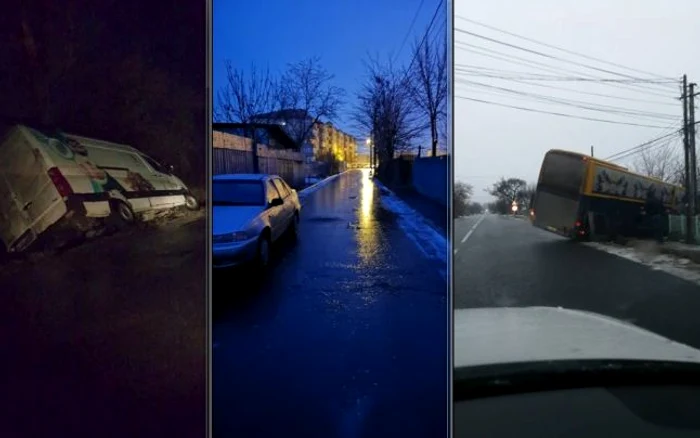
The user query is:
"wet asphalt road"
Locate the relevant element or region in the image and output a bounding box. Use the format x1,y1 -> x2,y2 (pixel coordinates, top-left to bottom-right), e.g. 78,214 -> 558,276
0,214 -> 206,438
454,213 -> 700,349
213,169 -> 448,438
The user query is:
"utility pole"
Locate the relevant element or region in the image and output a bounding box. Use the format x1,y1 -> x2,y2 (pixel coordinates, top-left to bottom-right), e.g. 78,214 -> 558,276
690,82 -> 698,219
682,75 -> 695,243
590,145 -> 594,157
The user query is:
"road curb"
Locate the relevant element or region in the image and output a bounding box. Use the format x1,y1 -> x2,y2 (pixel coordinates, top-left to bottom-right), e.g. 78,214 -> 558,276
374,179 -> 447,271
297,170 -> 351,205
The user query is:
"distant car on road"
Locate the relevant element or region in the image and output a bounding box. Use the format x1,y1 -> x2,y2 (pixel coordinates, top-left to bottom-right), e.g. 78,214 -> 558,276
213,173 -> 301,269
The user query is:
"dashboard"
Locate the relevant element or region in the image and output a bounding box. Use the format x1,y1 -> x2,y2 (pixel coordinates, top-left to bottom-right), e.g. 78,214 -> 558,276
455,385 -> 700,437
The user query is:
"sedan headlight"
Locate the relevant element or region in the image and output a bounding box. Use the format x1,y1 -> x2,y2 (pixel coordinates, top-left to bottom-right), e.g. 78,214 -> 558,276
213,231 -> 252,243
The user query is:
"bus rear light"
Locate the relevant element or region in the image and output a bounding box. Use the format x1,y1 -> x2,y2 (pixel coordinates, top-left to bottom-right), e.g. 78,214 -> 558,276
47,167 -> 73,197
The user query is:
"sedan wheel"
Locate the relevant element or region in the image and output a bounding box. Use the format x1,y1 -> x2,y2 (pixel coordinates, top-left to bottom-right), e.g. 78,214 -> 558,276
257,235 -> 270,268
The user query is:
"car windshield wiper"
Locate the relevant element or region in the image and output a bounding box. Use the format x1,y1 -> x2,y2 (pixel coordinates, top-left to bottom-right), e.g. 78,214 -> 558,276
454,359 -> 700,401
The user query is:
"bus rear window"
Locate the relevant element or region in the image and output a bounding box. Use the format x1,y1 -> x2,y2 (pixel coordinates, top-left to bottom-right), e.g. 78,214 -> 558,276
539,153 -> 585,197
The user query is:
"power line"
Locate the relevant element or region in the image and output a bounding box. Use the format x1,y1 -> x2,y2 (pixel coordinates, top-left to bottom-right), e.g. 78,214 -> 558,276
459,86 -> 678,126
455,16 -> 675,82
393,0 -> 427,65
455,66 -> 675,84
604,124 -> 681,161
454,64 -> 678,107
454,41 -> 677,99
456,94 -> 671,128
455,27 -> 678,93
403,0 -> 444,81
456,78 -> 678,120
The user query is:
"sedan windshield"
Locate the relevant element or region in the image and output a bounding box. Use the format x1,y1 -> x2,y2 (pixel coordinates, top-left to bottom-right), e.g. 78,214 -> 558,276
213,180 -> 264,206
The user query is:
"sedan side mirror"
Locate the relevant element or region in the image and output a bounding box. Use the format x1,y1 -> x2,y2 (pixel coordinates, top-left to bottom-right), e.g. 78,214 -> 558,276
270,198 -> 284,207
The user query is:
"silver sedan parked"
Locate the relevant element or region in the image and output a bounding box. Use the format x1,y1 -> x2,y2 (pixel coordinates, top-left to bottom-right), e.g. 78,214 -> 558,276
212,173 -> 301,269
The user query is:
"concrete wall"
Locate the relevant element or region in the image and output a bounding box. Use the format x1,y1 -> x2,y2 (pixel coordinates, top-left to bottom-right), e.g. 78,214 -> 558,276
411,156 -> 449,207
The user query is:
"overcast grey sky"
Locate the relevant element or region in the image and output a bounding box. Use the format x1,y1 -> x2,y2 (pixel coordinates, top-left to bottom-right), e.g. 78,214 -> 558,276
454,0 -> 700,203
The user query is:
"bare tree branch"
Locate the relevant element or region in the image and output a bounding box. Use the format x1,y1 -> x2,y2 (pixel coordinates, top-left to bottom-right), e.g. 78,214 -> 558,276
406,35 -> 447,157
353,57 -> 422,163
214,61 -> 277,123
632,141 -> 684,185
276,57 -> 344,147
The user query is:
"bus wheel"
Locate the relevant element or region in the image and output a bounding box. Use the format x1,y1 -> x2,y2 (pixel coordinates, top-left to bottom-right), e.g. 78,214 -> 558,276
110,200 -> 135,229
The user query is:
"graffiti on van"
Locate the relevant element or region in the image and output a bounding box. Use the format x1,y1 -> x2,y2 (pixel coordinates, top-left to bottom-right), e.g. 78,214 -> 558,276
33,129 -> 157,195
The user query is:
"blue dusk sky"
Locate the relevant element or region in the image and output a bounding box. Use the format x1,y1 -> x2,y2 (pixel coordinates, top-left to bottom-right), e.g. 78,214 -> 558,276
213,0 -> 446,150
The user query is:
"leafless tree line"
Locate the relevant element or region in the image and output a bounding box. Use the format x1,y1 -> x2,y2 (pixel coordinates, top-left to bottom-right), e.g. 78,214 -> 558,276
354,33 -> 447,163
215,57 -> 344,149
632,140 -> 686,186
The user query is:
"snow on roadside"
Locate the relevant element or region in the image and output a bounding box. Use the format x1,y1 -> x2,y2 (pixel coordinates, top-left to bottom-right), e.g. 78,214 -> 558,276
297,171 -> 348,204
374,181 -> 447,279
584,241 -> 700,286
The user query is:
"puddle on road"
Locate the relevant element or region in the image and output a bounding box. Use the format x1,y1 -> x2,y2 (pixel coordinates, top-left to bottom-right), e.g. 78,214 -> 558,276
306,216 -> 346,223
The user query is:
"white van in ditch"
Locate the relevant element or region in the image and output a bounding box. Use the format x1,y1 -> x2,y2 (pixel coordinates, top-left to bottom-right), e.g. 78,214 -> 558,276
0,124 -> 199,253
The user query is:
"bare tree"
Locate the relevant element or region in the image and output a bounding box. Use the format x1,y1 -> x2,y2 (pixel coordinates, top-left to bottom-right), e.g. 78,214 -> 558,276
215,62 -> 278,172
487,177 -> 528,213
632,142 -> 684,185
406,36 -> 447,157
215,62 -> 277,123
276,57 -> 344,148
354,58 -> 422,169
453,181 -> 473,217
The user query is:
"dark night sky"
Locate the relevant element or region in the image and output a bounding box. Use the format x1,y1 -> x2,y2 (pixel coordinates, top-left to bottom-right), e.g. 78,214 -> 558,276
213,0 -> 445,142
0,0 -> 205,130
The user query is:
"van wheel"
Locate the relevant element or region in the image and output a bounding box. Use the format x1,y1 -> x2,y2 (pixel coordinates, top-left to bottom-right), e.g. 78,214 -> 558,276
185,194 -> 199,211
110,200 -> 135,229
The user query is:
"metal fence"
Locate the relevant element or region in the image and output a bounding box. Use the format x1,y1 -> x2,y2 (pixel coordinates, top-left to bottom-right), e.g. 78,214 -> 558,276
667,215 -> 700,243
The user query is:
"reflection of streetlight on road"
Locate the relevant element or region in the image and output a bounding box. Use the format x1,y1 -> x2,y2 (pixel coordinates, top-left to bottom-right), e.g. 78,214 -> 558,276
358,168 -> 379,265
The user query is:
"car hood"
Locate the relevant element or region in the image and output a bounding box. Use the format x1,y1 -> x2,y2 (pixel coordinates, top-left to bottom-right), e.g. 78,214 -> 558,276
454,306 -> 700,369
213,205 -> 264,235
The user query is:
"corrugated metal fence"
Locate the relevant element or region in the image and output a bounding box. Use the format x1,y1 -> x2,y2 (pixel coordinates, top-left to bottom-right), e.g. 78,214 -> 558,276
212,131 -> 306,189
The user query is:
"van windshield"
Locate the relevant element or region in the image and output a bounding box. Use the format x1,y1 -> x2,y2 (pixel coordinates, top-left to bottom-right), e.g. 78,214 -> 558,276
212,180 -> 264,206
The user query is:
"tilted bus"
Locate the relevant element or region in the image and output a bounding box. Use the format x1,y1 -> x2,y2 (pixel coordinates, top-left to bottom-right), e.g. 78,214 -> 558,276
530,149 -> 685,240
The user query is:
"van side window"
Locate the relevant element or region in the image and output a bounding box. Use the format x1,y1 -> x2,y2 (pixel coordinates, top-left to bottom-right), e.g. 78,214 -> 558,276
142,155 -> 165,173
84,146 -> 150,174
266,180 -> 281,204
272,178 -> 290,198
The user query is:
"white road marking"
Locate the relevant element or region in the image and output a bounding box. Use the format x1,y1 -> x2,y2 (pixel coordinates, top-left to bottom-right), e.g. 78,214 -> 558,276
460,214 -> 486,244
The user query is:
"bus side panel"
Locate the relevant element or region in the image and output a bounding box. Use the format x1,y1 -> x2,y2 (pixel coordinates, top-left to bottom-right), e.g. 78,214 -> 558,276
581,194 -> 672,239
585,162 -> 680,207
